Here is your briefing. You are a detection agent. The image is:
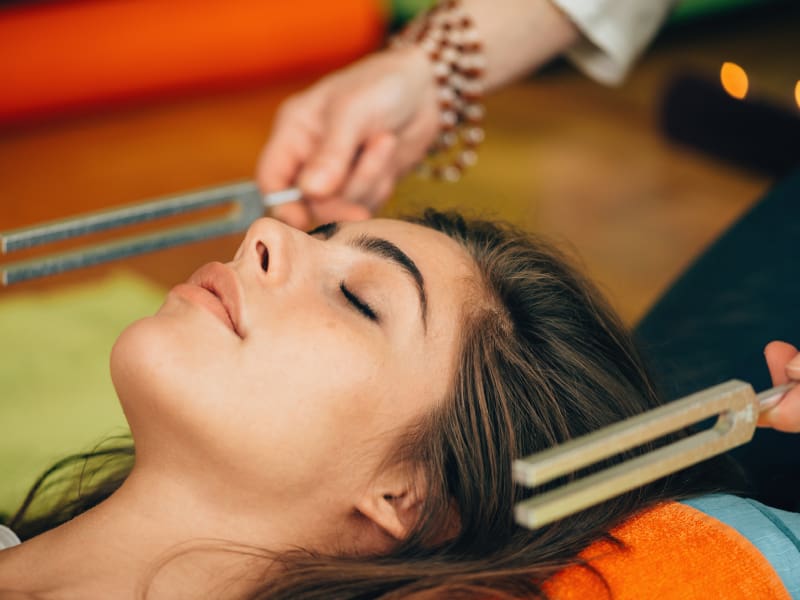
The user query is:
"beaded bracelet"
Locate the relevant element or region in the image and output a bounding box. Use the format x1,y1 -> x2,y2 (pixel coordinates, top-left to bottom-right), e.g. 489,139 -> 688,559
390,0 -> 486,181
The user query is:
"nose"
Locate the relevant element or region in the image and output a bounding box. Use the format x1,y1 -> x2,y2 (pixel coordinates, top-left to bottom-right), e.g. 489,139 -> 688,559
233,217 -> 301,286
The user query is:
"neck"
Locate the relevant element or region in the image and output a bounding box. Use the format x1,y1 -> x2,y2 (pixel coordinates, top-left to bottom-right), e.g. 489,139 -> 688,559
0,467 -> 281,600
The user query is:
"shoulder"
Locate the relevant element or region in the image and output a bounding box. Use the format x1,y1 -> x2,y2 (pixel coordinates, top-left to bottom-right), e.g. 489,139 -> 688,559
543,499 -> 792,600
682,494 -> 800,596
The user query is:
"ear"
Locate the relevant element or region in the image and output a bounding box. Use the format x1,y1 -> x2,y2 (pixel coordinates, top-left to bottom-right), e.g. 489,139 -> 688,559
355,465 -> 424,541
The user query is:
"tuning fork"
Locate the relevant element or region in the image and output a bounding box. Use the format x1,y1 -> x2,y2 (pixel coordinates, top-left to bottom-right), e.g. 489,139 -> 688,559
0,181 -> 301,286
513,379 -> 795,530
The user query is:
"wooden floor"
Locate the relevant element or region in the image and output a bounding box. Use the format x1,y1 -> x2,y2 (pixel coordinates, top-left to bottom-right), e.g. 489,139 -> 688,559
1,6 -> 797,325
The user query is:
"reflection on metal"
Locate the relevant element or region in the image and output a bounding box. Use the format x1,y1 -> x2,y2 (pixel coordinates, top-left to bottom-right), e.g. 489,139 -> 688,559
0,182 -> 301,285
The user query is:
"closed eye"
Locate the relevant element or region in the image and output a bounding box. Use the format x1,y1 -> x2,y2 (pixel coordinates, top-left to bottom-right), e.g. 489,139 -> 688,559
340,282 -> 378,322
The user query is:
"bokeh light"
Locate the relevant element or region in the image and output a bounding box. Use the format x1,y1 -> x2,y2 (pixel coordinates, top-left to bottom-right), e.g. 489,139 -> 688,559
720,62 -> 749,100
795,80 -> 800,109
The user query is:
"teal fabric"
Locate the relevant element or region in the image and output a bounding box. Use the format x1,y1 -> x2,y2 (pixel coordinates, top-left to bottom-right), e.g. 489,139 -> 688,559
682,494 -> 800,598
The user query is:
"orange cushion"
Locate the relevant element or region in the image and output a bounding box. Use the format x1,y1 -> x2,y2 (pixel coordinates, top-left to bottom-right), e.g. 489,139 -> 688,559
0,0 -> 385,124
544,502 -> 790,599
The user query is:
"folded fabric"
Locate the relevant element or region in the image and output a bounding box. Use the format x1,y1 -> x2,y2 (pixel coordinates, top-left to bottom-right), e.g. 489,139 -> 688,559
544,499 -> 791,599
0,0 -> 384,125
0,271 -> 163,514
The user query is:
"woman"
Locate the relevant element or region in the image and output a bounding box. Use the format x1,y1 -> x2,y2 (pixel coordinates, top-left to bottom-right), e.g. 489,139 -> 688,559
0,210 -> 797,599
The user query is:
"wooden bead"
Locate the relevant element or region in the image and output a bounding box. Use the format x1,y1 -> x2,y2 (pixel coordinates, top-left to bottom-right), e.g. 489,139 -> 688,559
462,126 -> 485,145
390,0 -> 483,182
440,110 -> 458,129
441,46 -> 459,65
460,82 -> 482,100
459,66 -> 483,78
448,73 -> 465,92
439,131 -> 458,148
458,149 -> 478,167
442,165 -> 462,181
464,103 -> 485,123
433,60 -> 451,79
438,86 -> 456,102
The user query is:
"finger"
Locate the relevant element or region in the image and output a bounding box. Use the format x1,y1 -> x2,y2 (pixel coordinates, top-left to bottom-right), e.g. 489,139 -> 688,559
257,127 -> 315,192
298,102 -> 370,197
270,200 -> 312,231
307,197 -> 371,226
368,176 -> 397,213
763,341 -> 799,385
758,385 -> 800,432
257,98 -> 321,192
759,341 -> 800,431
786,353 -> 800,381
341,133 -> 398,206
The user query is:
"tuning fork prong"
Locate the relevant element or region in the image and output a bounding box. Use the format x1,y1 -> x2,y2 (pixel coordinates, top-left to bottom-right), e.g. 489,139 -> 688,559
512,379 -> 773,530
1,181 -> 300,286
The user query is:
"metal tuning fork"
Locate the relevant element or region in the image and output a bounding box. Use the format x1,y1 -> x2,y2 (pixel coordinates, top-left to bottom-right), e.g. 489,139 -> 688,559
513,379 -> 795,530
0,181 -> 301,286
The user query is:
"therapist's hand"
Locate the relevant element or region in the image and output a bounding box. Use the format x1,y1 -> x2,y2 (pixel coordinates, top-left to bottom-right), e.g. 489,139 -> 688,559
758,340 -> 800,432
257,46 -> 440,230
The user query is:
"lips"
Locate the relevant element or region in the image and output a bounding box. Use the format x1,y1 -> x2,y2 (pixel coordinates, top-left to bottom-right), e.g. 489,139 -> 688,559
174,262 -> 245,338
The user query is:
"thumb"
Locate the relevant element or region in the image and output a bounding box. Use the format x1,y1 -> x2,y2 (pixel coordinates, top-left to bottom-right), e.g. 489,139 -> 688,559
758,341 -> 800,431
298,104 -> 368,197
764,340 -> 799,385
786,353 -> 800,381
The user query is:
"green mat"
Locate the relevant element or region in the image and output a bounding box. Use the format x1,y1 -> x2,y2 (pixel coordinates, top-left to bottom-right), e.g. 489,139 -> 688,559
0,272 -> 165,514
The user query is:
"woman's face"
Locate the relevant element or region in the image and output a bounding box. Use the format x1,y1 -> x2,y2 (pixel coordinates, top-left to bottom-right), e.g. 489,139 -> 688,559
110,217 -> 476,542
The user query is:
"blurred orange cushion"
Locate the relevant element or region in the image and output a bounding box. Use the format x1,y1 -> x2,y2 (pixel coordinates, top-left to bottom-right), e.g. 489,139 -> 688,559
0,0 -> 385,125
543,501 -> 790,599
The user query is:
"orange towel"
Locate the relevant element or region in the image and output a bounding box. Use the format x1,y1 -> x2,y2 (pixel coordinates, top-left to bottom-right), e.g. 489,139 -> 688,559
544,502 -> 790,599
0,0 -> 385,125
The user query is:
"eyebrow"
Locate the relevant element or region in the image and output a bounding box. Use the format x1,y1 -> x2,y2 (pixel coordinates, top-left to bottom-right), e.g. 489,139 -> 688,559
308,222 -> 428,331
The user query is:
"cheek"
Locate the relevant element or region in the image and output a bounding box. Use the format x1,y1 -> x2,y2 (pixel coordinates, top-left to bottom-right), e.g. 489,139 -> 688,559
112,307 -> 401,497
225,314 -> 416,481
239,319 -> 387,431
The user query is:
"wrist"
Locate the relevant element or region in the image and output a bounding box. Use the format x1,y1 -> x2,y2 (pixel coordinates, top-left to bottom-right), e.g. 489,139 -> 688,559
390,0 -> 486,181
387,43 -> 439,112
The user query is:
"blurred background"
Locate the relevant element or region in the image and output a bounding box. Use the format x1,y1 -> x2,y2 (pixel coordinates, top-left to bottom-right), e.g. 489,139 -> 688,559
0,0 -> 798,515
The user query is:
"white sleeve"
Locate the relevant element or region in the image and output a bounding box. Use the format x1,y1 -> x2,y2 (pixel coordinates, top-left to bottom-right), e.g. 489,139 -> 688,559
549,0 -> 677,85
0,524 -> 20,550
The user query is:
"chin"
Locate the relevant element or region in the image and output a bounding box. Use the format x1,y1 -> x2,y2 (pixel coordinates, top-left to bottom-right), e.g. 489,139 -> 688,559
111,302 -> 210,398
109,312 -> 200,415
110,315 -> 171,425
109,311 -> 232,452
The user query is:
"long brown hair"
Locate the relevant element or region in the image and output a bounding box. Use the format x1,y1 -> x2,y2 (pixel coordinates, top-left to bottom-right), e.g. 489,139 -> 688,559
5,210 -> 736,598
